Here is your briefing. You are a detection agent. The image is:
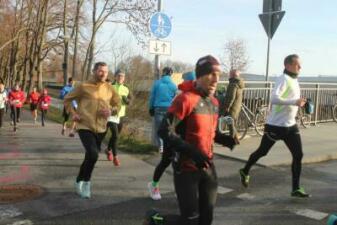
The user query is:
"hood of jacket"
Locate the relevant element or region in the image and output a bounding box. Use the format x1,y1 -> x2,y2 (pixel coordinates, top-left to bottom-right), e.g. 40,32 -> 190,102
160,75 -> 173,84
229,77 -> 245,89
178,80 -> 195,92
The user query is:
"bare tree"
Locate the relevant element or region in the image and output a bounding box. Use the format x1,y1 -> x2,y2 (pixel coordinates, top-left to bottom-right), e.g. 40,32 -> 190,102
161,59 -> 194,73
221,38 -> 249,73
81,0 -> 156,80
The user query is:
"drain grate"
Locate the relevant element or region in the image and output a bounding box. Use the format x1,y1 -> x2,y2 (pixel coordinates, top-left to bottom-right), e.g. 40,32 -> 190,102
0,184 -> 44,204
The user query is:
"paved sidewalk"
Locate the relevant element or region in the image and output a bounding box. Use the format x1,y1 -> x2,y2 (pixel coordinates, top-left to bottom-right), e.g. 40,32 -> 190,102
214,123 -> 337,166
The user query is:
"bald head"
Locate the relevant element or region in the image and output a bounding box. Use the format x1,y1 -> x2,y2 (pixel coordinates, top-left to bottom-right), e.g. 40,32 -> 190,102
229,69 -> 240,78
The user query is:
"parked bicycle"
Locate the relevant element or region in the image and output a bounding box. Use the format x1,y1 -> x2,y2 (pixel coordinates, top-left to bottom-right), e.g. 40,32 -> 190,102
218,97 -> 268,140
296,106 -> 311,128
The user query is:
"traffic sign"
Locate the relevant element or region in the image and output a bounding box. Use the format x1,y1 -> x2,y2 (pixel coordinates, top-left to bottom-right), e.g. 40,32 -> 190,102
149,12 -> 172,39
259,10 -> 285,39
149,39 -> 171,56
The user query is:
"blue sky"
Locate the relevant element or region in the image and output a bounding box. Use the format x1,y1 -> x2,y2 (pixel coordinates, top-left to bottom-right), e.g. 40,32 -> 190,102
99,0 -> 337,76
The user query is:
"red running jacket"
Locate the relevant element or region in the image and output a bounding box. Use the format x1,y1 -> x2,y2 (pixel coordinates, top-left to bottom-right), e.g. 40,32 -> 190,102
8,90 -> 25,108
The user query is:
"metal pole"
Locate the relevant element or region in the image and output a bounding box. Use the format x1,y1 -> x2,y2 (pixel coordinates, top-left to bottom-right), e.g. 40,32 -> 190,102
265,36 -> 270,82
154,0 -> 162,80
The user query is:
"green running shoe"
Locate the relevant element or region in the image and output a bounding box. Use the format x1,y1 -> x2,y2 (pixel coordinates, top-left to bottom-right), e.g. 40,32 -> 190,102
143,209 -> 164,225
239,169 -> 250,188
291,187 -> 311,198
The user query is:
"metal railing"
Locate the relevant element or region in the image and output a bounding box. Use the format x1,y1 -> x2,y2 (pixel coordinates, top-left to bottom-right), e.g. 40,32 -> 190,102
218,81 -> 337,124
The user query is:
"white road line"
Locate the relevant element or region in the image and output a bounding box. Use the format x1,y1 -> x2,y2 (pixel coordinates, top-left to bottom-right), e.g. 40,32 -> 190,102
0,206 -> 22,219
7,220 -> 33,225
237,193 -> 255,200
217,186 -> 233,194
294,209 -> 328,220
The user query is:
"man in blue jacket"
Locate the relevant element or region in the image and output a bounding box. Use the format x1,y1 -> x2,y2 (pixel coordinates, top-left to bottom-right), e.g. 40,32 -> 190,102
60,77 -> 77,137
149,67 -> 177,153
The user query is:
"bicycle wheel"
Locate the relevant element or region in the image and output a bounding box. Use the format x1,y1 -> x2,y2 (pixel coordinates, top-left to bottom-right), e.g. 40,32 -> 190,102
236,111 -> 248,140
301,114 -> 311,128
333,104 -> 337,123
254,107 -> 267,136
297,107 -> 310,128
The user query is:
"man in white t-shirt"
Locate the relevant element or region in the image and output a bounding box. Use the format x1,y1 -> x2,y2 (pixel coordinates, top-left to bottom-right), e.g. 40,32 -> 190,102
239,54 -> 310,198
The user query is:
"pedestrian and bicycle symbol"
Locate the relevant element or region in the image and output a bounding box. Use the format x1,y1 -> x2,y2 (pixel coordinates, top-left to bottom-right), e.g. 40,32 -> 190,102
149,12 -> 172,39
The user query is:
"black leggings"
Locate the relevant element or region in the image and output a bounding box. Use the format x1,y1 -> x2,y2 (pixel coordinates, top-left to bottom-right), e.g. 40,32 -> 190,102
164,165 -> 218,225
243,124 -> 303,191
41,109 -> 47,126
10,106 -> 21,122
152,148 -> 173,182
0,108 -> 4,127
107,118 -> 123,156
62,107 -> 70,124
77,130 -> 106,182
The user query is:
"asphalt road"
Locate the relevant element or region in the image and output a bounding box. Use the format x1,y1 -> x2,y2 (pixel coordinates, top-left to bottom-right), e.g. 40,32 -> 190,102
0,111 -> 336,225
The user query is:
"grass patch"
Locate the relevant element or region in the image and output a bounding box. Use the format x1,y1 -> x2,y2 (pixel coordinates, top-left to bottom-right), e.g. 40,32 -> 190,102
38,105 -> 157,156
104,127 -> 157,157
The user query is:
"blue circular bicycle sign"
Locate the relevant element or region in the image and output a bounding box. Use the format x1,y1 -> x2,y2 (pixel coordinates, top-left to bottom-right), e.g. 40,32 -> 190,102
149,12 -> 172,39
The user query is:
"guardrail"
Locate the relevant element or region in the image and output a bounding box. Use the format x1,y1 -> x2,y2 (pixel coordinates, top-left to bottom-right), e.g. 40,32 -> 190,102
218,81 -> 337,124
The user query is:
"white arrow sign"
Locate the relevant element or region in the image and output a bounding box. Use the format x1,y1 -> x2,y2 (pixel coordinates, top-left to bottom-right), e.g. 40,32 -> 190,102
149,40 -> 171,56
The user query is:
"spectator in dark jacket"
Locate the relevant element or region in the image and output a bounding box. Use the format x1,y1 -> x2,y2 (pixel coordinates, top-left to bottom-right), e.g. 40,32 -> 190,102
223,69 -> 245,143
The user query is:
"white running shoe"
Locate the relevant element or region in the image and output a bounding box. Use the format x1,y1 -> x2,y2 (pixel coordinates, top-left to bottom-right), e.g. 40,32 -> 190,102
75,181 -> 83,196
81,181 -> 91,199
148,182 -> 161,200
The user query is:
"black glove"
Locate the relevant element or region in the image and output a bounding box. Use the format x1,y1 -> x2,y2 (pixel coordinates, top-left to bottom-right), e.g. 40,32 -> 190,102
181,143 -> 211,169
149,108 -> 155,117
191,150 -> 211,169
214,131 -> 237,151
121,96 -> 129,105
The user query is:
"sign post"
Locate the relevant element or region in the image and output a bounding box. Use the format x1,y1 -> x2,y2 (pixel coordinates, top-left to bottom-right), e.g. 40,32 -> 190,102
149,0 -> 172,80
259,0 -> 285,81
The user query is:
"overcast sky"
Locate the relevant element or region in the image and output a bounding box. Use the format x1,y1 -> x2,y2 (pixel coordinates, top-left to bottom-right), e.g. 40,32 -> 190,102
98,0 -> 337,76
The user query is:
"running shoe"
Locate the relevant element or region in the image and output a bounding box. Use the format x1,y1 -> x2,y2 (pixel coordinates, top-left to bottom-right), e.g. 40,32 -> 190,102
239,168 -> 250,188
105,149 -> 113,161
113,156 -> 120,166
291,187 -> 311,198
75,181 -> 83,196
69,132 -> 75,137
81,181 -> 91,199
143,209 -> 164,225
61,128 -> 65,135
148,182 -> 161,200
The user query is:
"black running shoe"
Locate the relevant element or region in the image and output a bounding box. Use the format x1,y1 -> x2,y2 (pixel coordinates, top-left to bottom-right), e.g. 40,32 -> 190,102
239,168 -> 250,188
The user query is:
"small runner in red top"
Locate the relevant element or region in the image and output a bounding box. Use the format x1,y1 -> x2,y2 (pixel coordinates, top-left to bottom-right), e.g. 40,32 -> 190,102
28,87 -> 40,123
38,88 -> 51,127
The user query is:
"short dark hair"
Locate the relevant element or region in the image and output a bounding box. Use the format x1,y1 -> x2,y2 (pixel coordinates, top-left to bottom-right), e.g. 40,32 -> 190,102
162,67 -> 173,76
68,77 -> 73,83
93,62 -> 107,71
284,54 -> 299,66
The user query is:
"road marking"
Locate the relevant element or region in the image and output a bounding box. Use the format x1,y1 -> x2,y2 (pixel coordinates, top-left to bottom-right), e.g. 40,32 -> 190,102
237,193 -> 255,200
217,186 -> 233,194
0,206 -> 22,219
294,209 -> 328,220
7,220 -> 33,225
